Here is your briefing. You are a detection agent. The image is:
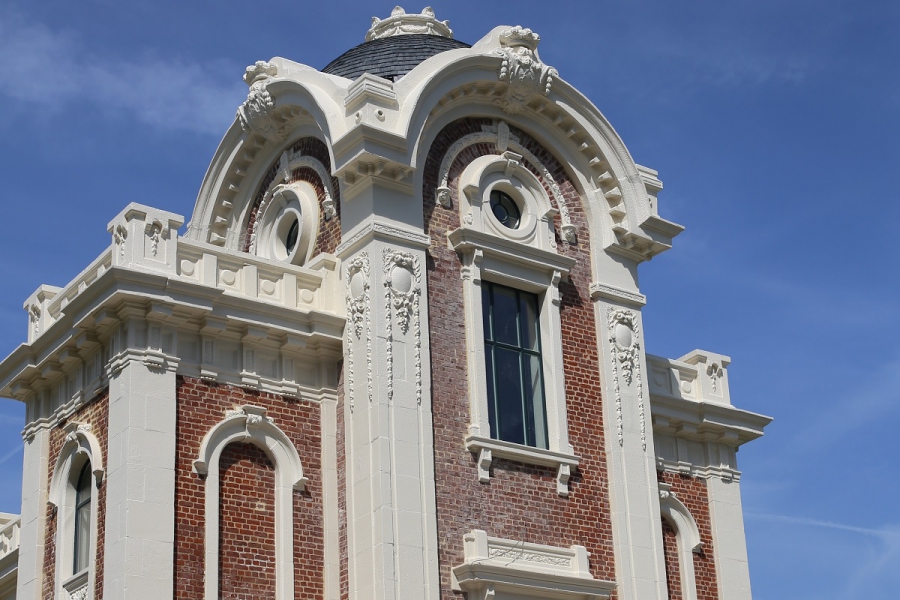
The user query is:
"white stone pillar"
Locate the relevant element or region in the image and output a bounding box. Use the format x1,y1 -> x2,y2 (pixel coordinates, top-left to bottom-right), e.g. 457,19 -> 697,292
707,476 -> 753,600
595,297 -> 669,600
339,224 -> 439,600
15,422 -> 49,600
103,356 -> 177,600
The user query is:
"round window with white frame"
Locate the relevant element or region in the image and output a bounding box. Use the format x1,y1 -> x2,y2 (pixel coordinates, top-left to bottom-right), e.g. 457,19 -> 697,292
455,153 -> 555,252
254,181 -> 319,266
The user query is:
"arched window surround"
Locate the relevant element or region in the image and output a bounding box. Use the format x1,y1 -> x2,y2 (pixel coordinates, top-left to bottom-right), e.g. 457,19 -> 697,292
448,152 -> 580,496
49,421 -> 104,600
192,405 -> 308,600
659,482 -> 703,600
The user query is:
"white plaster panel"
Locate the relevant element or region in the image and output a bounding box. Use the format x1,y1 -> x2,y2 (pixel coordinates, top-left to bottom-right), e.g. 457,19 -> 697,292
707,477 -> 752,600
103,359 -> 177,600
15,428 -> 49,600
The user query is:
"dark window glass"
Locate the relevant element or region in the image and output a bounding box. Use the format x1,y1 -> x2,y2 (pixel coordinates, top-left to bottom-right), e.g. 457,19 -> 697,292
73,462 -> 92,573
285,218 -> 300,254
490,190 -> 521,229
482,281 -> 548,448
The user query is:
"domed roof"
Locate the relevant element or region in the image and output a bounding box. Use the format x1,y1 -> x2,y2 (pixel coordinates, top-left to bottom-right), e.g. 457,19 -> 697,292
322,34 -> 470,82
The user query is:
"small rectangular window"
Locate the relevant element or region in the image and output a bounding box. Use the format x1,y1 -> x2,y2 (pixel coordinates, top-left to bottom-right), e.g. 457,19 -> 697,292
482,282 -> 548,449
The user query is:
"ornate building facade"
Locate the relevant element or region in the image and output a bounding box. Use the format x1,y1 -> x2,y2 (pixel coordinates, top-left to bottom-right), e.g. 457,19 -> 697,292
0,7 -> 771,600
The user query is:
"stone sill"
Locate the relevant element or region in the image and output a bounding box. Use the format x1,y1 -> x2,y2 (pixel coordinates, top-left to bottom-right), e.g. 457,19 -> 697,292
465,435 -> 580,496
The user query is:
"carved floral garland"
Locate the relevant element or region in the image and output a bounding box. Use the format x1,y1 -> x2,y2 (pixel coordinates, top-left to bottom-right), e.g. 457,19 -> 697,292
345,253 -> 371,412
382,248 -> 422,404
607,307 -> 646,450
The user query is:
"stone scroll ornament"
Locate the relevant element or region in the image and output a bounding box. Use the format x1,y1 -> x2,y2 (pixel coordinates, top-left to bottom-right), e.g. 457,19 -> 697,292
496,27 -> 558,114
345,253 -> 371,411
607,307 -> 646,450
236,61 -> 281,140
382,248 -> 423,404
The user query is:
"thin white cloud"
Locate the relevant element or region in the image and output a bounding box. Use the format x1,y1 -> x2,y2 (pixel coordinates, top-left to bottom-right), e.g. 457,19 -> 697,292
746,511 -> 900,540
0,444 -> 22,467
0,11 -> 245,136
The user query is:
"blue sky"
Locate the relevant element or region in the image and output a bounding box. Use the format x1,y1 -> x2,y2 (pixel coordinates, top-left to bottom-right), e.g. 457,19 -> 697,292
0,0 -> 897,597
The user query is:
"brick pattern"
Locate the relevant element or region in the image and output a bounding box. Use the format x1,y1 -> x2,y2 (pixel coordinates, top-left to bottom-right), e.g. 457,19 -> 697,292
658,471 -> 720,600
243,137 -> 342,256
42,390 -> 109,600
335,365 -> 349,600
662,519 -> 682,600
174,377 -> 324,599
422,118 -> 617,597
218,443 -> 277,599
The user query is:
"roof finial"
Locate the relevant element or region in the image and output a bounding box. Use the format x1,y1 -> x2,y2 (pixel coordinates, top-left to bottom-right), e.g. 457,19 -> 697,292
366,6 -> 453,41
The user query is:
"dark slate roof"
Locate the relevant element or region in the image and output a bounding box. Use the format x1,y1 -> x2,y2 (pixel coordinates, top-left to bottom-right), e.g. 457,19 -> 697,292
322,35 -> 471,82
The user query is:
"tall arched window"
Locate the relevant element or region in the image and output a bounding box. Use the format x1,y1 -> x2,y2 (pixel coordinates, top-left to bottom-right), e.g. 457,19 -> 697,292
73,461 -> 92,574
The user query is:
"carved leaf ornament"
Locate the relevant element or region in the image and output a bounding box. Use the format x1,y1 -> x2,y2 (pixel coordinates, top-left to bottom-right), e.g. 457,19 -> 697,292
607,307 -> 647,450
236,61 -> 280,139
345,254 -> 372,411
382,248 -> 423,404
496,27 -> 558,114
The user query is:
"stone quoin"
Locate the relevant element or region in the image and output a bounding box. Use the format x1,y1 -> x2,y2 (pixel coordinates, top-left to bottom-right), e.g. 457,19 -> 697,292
0,6 -> 772,600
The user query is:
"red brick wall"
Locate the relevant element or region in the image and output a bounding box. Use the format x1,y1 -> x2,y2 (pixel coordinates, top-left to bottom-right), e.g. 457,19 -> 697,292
218,443 -> 277,599
662,519 -> 682,600
658,471 -> 720,600
243,137 -> 342,256
42,390 -> 109,600
422,118 -> 617,597
335,365 -> 349,600
174,377 -> 324,599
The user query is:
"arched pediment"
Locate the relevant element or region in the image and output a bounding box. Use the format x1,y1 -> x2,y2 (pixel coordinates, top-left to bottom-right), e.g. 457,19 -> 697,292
188,60 -> 344,249
49,421 -> 104,509
397,26 -> 682,264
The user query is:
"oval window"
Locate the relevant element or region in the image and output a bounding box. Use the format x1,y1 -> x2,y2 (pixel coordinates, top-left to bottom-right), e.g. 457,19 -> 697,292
490,190 -> 521,229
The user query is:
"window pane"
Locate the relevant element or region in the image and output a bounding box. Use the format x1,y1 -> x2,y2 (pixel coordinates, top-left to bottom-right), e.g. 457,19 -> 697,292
523,354 -> 548,449
74,496 -> 91,573
494,347 -> 525,446
485,343 -> 497,439
491,286 -> 520,346
520,293 -> 540,352
482,285 -> 492,341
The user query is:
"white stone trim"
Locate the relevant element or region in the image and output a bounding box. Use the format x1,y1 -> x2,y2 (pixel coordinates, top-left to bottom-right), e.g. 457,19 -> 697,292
447,150 -> 578,493
49,423 -> 104,509
193,405 -> 307,600
464,435 -> 579,496
659,483 -> 702,600
452,529 -> 615,599
49,422 -> 102,600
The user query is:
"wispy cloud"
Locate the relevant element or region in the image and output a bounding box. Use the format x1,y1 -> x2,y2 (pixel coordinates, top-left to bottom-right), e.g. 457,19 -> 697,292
0,11 -> 245,136
0,444 -> 21,467
747,512 -> 900,540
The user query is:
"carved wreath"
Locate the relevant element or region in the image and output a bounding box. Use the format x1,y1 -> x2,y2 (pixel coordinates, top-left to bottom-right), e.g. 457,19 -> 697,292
382,248 -> 421,335
607,308 -> 640,385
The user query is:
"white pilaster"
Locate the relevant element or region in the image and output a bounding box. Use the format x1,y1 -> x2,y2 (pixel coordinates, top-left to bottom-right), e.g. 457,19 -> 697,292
340,223 -> 439,600
15,424 -> 49,600
707,477 -> 753,600
596,300 -> 668,600
103,358 -> 177,600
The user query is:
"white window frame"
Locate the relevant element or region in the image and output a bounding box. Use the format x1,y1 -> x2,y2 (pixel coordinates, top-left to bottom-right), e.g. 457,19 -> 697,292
49,422 -> 104,600
659,482 -> 703,600
192,405 -> 308,600
448,153 -> 579,496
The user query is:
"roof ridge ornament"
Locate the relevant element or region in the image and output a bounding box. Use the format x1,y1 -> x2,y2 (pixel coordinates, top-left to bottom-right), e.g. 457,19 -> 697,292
366,6 -> 453,41
495,26 -> 558,114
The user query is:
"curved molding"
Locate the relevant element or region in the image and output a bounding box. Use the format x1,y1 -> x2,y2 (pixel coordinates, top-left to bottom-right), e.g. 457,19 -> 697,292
188,72 -> 341,248
193,405 -> 307,600
49,421 -> 102,600
659,484 -> 702,600
48,422 -> 104,509
434,122 -> 577,243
